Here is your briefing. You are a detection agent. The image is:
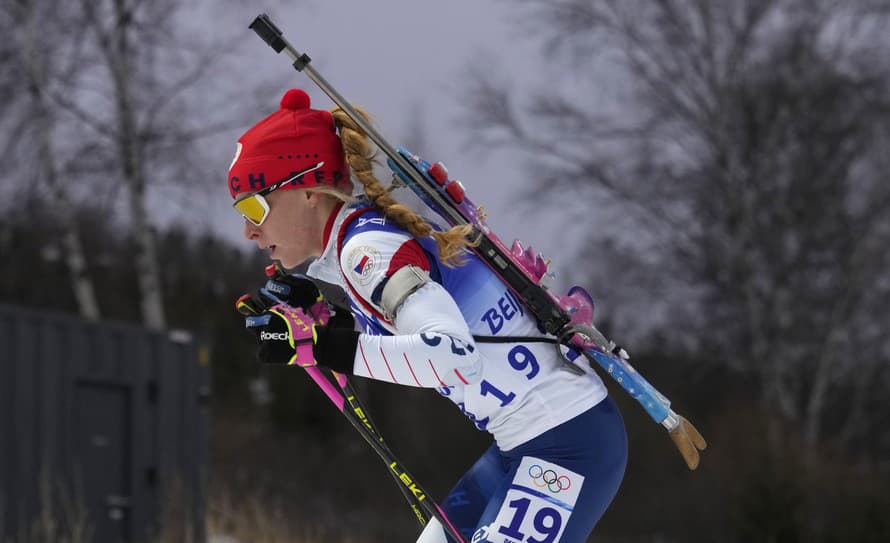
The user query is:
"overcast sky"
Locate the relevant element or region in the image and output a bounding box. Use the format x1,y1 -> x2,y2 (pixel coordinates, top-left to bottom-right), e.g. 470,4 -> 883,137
185,0 -> 598,285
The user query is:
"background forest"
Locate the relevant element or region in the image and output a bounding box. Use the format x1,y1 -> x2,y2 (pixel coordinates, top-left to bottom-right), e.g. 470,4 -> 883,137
2,1 -> 889,541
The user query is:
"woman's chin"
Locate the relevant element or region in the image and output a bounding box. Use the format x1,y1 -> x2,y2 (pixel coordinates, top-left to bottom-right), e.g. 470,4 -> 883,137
274,252 -> 302,269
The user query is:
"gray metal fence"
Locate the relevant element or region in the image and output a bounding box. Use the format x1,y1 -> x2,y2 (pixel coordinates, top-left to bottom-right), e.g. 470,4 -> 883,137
0,303 -> 209,542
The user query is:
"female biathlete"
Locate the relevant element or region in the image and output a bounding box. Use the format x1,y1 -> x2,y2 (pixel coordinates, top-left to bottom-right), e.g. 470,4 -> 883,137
230,89 -> 627,543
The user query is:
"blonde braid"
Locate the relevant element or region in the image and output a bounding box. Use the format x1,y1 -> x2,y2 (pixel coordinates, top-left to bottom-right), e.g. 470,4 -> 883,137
330,106 -> 476,267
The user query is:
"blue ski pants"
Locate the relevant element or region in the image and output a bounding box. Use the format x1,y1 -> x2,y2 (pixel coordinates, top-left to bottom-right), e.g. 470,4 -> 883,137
440,396 -> 627,543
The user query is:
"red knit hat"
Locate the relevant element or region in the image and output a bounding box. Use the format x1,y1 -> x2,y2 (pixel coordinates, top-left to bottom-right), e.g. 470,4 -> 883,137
228,89 -> 350,198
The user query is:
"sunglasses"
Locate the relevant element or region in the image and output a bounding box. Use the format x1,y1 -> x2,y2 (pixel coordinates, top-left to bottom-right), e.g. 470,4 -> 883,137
233,161 -> 325,226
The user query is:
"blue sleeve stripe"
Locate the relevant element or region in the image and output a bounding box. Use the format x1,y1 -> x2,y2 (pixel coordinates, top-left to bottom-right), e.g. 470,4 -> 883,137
507,484 -> 574,512
370,276 -> 389,306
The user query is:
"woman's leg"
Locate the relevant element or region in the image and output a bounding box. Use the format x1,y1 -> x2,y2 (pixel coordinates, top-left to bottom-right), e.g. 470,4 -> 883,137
470,397 -> 628,543
417,443 -> 509,542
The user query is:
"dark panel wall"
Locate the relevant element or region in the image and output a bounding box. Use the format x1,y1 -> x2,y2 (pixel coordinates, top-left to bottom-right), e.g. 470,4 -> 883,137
0,304 -> 208,542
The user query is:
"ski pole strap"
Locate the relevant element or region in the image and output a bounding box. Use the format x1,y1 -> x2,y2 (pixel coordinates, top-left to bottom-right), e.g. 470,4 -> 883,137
302,366 -> 346,411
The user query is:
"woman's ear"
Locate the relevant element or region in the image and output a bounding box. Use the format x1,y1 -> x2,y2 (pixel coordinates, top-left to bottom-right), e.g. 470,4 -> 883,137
305,190 -> 325,208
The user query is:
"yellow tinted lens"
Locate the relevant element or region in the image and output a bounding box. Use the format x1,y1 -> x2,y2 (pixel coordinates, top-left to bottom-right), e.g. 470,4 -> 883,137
233,195 -> 268,225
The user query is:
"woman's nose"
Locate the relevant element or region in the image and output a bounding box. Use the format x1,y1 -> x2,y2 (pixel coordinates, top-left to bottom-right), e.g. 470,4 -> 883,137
243,219 -> 260,240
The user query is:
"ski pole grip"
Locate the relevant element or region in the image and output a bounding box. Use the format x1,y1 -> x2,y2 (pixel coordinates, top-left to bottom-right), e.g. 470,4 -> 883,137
249,14 -> 286,53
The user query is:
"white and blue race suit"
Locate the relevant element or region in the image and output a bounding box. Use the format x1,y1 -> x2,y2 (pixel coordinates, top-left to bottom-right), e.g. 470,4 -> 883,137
307,200 -> 627,543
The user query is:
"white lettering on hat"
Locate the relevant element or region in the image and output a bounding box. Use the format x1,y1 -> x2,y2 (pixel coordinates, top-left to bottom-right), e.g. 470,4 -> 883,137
229,142 -> 243,172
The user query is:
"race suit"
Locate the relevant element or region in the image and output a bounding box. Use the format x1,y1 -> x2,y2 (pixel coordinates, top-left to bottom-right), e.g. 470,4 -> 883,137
306,200 -> 627,543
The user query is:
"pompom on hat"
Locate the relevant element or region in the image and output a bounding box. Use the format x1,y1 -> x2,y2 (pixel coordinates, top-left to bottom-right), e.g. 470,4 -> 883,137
228,89 -> 350,198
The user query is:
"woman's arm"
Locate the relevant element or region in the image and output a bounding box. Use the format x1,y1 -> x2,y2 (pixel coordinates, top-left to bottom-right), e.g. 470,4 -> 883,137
352,281 -> 482,387
324,228 -> 482,387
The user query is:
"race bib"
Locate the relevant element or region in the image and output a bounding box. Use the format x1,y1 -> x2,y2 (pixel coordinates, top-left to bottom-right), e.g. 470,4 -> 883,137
482,456 -> 584,543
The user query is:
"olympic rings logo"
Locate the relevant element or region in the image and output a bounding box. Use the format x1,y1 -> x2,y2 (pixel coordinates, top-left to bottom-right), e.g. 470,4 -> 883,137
528,464 -> 571,494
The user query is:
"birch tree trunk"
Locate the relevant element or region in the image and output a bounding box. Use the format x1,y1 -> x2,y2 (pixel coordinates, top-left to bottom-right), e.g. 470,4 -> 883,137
82,0 -> 166,329
14,0 -> 101,320
112,40 -> 167,331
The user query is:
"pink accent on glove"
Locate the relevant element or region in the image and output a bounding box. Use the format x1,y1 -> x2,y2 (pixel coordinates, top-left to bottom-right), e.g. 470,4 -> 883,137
306,300 -> 331,326
270,302 -> 332,367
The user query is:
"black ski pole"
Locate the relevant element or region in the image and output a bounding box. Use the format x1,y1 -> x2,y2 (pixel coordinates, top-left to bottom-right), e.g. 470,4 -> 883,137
334,373 -> 466,541
300,366 -> 466,542
237,297 -> 465,542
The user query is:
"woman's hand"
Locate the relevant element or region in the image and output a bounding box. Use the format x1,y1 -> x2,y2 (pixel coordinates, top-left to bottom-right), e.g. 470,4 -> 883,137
244,301 -> 331,367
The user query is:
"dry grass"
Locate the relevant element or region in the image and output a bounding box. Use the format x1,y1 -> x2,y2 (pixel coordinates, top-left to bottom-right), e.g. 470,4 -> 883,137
201,487 -> 358,543
1,467 -> 92,543
5,483 -> 361,543
4,413 -> 414,542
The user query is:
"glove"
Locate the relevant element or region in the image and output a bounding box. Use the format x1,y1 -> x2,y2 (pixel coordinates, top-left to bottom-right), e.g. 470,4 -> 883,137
668,415 -> 707,470
236,264 -> 359,371
235,264 -> 323,317
245,301 -> 331,367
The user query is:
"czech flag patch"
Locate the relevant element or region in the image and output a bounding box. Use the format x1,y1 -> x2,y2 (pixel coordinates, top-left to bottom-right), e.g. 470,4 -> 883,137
347,246 -> 381,286
354,255 -> 370,274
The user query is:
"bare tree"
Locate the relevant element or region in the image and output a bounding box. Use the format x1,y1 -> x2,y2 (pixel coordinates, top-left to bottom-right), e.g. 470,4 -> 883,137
463,0 -> 890,455
3,0 -> 102,320
3,0 -> 298,330
45,0 -> 243,330
77,0 -> 169,329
